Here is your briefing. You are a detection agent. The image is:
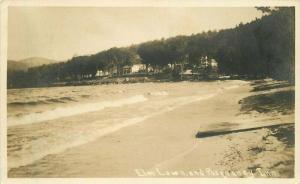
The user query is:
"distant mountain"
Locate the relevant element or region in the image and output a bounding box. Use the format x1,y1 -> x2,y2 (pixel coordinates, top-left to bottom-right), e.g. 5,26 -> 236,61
8,57 -> 59,72
7,60 -> 28,72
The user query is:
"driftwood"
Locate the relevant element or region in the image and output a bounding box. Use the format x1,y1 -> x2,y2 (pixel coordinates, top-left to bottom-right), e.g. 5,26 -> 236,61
196,122 -> 294,138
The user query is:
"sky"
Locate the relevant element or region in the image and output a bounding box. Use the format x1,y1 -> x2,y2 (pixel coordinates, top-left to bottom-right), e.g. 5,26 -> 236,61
8,7 -> 263,61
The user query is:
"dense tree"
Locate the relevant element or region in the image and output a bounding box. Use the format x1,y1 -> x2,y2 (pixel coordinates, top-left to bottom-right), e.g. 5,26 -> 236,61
254,7 -> 295,82
138,40 -> 166,73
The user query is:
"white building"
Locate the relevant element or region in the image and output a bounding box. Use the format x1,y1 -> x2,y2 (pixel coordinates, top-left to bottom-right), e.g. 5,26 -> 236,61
131,64 -> 146,73
211,59 -> 218,67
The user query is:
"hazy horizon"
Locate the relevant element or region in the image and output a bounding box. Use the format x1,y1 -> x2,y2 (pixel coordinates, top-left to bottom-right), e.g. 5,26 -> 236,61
8,7 -> 263,61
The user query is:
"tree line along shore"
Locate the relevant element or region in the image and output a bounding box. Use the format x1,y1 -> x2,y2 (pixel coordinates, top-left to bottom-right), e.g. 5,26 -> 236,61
7,7 -> 294,89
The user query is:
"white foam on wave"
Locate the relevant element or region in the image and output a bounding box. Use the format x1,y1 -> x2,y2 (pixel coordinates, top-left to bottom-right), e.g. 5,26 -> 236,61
8,116 -> 150,171
8,95 -> 148,127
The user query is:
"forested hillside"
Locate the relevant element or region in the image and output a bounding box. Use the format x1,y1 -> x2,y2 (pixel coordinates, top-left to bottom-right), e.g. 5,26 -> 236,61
8,7 -> 295,88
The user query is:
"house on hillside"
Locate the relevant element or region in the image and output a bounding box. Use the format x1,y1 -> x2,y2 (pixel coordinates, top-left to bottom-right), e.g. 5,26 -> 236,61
180,57 -> 219,80
95,70 -> 109,77
122,66 -> 132,75
197,57 -> 218,79
131,64 -> 146,73
95,64 -> 147,77
121,64 -> 147,75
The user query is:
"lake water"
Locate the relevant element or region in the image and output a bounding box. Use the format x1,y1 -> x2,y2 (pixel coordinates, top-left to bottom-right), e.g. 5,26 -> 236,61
7,81 -> 243,171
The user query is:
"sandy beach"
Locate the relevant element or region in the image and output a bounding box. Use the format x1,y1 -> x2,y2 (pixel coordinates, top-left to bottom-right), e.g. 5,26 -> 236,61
8,80 -> 294,178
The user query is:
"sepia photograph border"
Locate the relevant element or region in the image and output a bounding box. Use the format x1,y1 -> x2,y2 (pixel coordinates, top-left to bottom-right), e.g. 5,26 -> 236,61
0,0 -> 299,184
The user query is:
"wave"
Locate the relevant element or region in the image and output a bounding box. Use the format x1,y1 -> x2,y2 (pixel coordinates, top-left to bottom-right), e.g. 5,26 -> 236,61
8,101 -> 48,106
80,95 -> 91,98
8,95 -> 148,127
8,115 -> 150,171
8,92 -> 216,171
8,97 -> 78,106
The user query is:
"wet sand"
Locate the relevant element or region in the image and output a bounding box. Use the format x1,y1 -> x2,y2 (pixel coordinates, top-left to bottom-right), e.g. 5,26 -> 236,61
8,80 -> 294,177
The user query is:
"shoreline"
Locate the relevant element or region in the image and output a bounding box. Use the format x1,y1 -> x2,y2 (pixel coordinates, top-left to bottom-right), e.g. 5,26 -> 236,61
8,75 -> 267,89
